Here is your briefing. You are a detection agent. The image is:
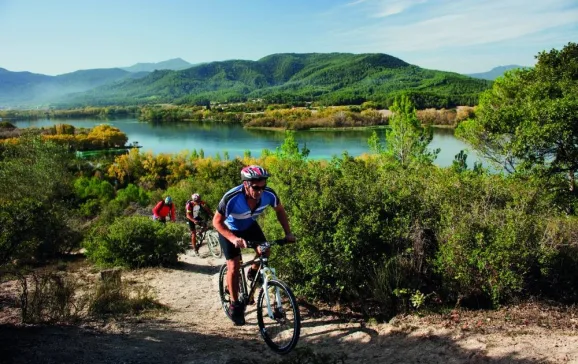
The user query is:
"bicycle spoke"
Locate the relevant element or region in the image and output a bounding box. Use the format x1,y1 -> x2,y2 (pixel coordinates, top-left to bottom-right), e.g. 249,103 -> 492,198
218,265 -> 233,319
257,279 -> 300,354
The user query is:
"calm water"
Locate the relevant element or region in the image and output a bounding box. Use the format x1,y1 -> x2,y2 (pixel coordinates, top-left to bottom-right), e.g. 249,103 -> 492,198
13,118 -> 482,167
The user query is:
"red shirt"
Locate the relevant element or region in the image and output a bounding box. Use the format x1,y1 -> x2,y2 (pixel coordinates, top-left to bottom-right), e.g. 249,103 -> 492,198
152,201 -> 176,221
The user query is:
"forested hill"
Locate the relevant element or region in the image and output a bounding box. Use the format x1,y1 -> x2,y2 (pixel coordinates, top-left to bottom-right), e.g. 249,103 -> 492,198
64,53 -> 492,109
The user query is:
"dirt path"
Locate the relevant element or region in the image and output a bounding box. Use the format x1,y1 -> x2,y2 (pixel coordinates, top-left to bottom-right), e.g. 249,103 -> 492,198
2,247 -> 578,363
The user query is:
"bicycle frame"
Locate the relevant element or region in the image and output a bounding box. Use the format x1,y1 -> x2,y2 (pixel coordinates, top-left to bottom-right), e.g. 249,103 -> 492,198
240,243 -> 284,320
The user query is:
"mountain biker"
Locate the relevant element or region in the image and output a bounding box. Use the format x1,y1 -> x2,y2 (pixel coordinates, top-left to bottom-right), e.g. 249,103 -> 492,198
212,165 -> 295,326
186,193 -> 214,256
152,196 -> 176,223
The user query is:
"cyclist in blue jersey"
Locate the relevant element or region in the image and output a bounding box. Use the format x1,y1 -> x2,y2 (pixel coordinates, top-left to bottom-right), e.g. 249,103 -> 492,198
212,165 -> 295,326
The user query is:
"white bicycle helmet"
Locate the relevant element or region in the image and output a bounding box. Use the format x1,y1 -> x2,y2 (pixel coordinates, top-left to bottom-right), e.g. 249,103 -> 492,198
240,165 -> 270,181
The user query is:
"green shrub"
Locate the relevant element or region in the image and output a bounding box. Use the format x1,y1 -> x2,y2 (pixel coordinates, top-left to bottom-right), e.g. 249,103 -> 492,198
538,216 -> 578,302
0,135 -> 76,263
84,215 -> 187,268
432,172 -> 550,306
98,184 -> 150,223
115,183 -> 149,206
74,176 -> 115,200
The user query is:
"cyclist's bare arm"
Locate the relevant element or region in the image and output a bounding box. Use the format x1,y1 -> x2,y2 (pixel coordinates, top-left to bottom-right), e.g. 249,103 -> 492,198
213,211 -> 246,248
272,203 -> 295,242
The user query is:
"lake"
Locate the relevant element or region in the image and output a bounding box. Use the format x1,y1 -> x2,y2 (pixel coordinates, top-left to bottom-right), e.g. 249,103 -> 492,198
13,118 -> 482,167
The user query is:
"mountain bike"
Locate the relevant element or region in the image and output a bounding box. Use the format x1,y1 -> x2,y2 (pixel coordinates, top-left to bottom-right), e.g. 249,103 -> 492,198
179,223 -> 222,258
218,239 -> 300,354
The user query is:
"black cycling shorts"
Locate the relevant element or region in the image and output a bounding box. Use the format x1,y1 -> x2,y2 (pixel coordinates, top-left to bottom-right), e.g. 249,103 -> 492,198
218,222 -> 266,260
186,218 -> 205,231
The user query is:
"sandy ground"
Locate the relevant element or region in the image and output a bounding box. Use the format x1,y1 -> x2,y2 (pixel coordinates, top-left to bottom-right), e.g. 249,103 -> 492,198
1,246 -> 578,364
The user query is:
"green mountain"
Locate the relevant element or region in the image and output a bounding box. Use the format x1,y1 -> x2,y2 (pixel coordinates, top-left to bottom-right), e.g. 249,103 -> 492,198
121,58 -> 193,73
67,53 -> 492,108
466,65 -> 524,80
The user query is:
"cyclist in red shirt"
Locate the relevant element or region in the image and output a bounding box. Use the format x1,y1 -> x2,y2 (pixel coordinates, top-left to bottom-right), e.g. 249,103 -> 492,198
152,196 -> 176,223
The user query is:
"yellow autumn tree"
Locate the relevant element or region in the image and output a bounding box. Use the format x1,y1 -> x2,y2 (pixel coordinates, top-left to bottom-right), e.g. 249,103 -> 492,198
87,124 -> 128,149
107,148 -> 143,185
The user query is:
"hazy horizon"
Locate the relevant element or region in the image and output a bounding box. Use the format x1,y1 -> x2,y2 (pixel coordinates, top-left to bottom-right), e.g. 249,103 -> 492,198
1,0 -> 576,76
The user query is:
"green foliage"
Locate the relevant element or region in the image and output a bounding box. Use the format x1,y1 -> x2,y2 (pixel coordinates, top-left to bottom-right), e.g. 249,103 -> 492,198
385,95 -> 438,166
84,215 -> 186,268
74,176 -> 116,217
115,183 -> 149,206
452,150 -> 468,173
263,149 -> 574,311
97,184 -> 150,224
0,135 -> 80,264
457,42 -> 578,190
275,130 -> 310,160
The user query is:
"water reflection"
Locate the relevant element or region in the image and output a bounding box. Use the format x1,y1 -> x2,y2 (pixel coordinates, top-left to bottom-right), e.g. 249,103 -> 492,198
13,118 -> 482,167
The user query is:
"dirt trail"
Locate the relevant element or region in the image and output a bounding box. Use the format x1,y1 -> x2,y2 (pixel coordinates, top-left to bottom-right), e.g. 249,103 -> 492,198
1,247 -> 578,363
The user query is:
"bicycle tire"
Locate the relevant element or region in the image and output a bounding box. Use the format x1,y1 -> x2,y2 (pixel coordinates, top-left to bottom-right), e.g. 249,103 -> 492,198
207,232 -> 222,258
218,264 -> 246,320
256,279 -> 300,355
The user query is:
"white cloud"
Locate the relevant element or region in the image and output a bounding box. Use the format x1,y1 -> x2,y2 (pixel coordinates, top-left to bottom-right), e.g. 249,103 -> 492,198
332,0 -> 578,52
340,0 -> 429,17
373,0 -> 429,18
345,0 -> 368,6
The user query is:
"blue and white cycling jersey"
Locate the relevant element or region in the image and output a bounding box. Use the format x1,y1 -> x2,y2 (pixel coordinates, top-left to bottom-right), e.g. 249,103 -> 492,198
217,184 -> 279,231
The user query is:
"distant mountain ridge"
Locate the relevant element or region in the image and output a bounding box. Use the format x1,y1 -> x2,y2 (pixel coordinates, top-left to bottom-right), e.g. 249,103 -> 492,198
0,58 -> 192,106
0,67 -> 149,106
67,53 -> 491,108
466,65 -> 525,80
121,58 -> 193,73
1,53 -> 492,108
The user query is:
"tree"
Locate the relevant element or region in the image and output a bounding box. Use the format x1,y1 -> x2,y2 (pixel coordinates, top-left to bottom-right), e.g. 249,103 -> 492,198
274,130 -> 310,160
384,95 -> 437,166
457,42 -> 578,190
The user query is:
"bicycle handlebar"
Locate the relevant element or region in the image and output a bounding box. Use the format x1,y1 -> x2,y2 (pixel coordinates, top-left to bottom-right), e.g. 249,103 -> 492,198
245,238 -> 294,249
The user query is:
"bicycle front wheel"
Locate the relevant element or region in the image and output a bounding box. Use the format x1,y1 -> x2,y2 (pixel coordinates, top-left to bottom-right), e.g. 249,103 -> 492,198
256,279 -> 300,355
208,232 -> 222,258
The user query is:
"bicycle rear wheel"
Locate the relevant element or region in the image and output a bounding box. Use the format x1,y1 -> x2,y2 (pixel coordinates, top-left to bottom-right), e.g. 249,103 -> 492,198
218,264 -> 245,320
256,279 -> 300,355
207,231 -> 222,258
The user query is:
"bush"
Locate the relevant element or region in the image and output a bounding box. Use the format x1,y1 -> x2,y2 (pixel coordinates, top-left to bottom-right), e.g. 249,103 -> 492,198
18,271 -> 86,324
0,135 -> 75,263
89,277 -> 166,316
84,216 -> 187,268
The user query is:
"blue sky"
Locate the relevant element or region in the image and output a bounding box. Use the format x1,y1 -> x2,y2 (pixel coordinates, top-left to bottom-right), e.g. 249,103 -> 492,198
1,0 -> 576,76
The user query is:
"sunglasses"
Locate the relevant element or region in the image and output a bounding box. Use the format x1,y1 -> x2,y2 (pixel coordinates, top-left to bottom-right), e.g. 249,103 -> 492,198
250,184 -> 267,192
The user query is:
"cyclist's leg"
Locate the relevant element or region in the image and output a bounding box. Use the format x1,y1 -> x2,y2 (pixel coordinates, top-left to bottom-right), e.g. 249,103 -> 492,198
186,220 -> 198,253
218,233 -> 242,301
218,233 -> 245,325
